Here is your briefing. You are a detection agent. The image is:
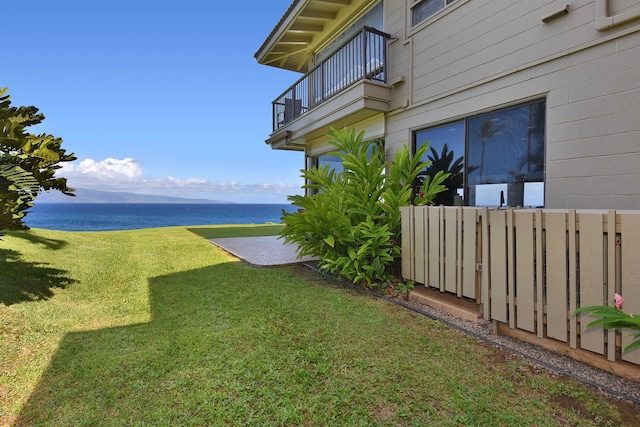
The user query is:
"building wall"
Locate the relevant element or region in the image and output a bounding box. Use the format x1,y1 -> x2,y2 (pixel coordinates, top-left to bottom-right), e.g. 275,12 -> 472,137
383,0 -> 640,209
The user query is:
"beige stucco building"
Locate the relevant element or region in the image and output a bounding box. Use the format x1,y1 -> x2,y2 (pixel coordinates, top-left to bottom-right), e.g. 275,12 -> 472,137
256,0 -> 640,210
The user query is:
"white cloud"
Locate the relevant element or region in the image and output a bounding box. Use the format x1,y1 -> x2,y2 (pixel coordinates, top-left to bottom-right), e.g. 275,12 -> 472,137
60,157 -> 302,203
62,157 -> 142,181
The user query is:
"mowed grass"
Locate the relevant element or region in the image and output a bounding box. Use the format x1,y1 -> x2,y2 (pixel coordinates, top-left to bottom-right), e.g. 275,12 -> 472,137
1,226 -> 639,426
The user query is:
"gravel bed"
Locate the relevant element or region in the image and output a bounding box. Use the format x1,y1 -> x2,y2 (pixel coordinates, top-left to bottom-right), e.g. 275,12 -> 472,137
303,263 -> 640,405
394,294 -> 640,405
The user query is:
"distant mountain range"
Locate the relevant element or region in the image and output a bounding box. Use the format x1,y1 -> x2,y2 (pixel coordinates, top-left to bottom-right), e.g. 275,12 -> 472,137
36,188 -> 229,204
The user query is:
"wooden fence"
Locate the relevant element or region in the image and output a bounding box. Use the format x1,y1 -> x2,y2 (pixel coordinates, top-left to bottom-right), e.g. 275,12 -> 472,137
400,206 -> 640,367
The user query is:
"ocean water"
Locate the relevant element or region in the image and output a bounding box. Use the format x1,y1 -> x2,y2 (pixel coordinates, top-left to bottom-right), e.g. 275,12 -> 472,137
25,203 -> 297,231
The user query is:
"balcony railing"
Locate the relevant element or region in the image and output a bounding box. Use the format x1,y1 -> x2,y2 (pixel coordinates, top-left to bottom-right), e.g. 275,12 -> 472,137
272,26 -> 391,132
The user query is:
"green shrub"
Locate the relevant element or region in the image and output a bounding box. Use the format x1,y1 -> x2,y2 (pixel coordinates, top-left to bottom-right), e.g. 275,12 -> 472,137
281,127 -> 448,287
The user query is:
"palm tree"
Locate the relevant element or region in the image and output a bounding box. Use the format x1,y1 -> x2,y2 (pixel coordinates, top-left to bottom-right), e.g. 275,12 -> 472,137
473,119 -> 503,182
414,144 -> 463,205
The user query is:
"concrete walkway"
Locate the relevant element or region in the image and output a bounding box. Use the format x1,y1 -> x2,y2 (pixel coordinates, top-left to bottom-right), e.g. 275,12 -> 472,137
209,236 -> 317,266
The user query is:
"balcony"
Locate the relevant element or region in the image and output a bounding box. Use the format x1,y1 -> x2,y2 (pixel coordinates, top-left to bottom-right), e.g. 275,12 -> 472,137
270,27 -> 392,142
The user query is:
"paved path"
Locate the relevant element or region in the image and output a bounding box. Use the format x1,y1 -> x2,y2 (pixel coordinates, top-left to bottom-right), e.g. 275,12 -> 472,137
209,236 -> 317,266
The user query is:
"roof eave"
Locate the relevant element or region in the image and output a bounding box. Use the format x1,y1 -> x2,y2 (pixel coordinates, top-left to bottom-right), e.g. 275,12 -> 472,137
254,0 -> 302,65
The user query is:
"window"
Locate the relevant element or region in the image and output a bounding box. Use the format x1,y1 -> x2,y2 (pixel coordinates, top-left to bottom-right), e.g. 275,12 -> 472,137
313,140 -> 383,174
316,153 -> 344,175
411,0 -> 457,27
414,99 -> 546,207
414,121 -> 465,206
467,100 -> 545,207
308,141 -> 384,194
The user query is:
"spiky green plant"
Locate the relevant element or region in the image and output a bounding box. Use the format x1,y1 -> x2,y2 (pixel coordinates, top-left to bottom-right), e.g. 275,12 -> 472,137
575,293 -> 640,352
281,127 -> 449,287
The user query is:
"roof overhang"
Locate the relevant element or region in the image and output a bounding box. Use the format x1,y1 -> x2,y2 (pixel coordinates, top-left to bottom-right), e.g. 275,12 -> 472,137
255,0 -> 379,73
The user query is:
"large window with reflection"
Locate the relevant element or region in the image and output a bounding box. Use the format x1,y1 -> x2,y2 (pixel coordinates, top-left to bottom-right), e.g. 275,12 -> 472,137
414,99 -> 546,207
414,121 -> 465,206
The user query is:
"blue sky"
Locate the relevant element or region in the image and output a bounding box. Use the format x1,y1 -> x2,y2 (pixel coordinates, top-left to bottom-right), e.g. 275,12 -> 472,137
0,0 -> 304,203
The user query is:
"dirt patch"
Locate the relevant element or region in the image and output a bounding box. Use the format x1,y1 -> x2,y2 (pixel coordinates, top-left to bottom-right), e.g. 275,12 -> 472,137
606,396 -> 640,426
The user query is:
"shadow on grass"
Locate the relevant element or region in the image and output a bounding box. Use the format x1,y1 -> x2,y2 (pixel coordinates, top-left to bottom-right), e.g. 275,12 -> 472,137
0,248 -> 77,306
12,254 -> 640,427
8,231 -> 69,251
187,224 -> 284,239
14,261 -> 283,425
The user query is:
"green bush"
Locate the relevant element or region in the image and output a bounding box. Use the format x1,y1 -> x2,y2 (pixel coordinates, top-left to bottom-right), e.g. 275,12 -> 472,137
281,127 -> 448,287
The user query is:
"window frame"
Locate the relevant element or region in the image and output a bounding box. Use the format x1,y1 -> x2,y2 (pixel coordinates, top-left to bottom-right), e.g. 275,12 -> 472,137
409,0 -> 459,30
413,98 -> 547,208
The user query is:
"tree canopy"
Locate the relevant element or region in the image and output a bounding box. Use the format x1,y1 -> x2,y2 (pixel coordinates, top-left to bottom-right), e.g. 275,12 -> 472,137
0,87 -> 76,231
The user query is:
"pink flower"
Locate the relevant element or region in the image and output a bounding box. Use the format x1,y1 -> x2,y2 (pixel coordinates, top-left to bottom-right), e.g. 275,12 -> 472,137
615,293 -> 624,310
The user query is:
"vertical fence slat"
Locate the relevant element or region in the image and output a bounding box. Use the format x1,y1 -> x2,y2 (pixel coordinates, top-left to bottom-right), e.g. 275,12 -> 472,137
462,208 -> 477,299
489,209 -> 508,323
607,211 -> 617,362
546,212 -> 569,343
621,213 -> 640,365
414,207 -> 426,285
536,209 -> 544,338
482,208 -> 490,320
515,211 -> 536,333
578,212 -> 605,355
507,209 -> 516,329
401,206 -> 412,280
445,207 -> 458,294
428,207 -> 440,289
568,210 -> 578,349
439,206 -> 445,292
457,206 -> 463,298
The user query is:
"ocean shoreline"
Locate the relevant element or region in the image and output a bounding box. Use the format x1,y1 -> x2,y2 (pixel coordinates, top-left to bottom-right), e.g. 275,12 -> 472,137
26,203 -> 296,232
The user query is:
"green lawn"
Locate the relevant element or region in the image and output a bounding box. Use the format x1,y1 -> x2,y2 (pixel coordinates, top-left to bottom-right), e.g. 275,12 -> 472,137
1,225 -> 639,426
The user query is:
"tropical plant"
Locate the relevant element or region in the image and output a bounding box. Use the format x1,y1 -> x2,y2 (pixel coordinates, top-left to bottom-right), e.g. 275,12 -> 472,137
0,88 -> 76,231
281,127 -> 449,287
395,279 -> 415,301
574,293 -> 640,352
